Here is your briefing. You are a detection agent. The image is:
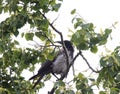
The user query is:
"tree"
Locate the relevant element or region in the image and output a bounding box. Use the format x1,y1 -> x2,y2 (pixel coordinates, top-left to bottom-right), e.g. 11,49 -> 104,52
0,0 -> 120,94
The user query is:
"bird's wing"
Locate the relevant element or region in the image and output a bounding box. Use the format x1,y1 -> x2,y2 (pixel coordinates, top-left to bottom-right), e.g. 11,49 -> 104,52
29,60 -> 52,80
29,60 -> 53,88
38,60 -> 53,75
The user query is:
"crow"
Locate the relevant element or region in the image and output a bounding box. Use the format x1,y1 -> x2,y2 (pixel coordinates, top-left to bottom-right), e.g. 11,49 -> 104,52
29,40 -> 74,88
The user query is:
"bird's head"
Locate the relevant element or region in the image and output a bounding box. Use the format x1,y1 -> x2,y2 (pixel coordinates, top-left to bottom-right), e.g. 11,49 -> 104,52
56,40 -> 74,53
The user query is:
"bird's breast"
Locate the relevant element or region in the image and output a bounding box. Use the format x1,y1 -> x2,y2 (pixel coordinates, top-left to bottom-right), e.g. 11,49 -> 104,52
52,51 -> 73,75
52,54 -> 66,74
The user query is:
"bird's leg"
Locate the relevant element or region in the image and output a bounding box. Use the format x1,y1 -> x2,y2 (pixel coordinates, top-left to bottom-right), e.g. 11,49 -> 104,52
52,73 -> 59,80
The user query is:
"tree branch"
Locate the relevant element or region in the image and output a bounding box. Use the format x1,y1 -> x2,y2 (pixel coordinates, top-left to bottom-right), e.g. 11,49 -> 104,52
79,51 -> 99,73
48,87 -> 57,94
51,14 -> 60,25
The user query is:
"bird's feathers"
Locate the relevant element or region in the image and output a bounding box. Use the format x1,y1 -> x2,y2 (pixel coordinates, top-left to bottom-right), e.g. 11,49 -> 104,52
38,60 -> 53,75
29,40 -> 74,88
52,50 -> 73,77
29,60 -> 52,80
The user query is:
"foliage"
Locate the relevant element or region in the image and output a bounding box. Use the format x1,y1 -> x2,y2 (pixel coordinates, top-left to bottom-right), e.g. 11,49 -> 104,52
71,16 -> 112,53
0,0 -> 120,94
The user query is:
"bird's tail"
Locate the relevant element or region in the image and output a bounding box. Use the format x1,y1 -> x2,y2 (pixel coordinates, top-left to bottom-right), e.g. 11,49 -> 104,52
29,74 -> 39,80
29,74 -> 44,88
32,76 -> 43,89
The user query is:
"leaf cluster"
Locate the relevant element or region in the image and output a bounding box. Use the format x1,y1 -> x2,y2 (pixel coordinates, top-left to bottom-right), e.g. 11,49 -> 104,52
0,0 -> 62,93
97,46 -> 120,93
71,11 -> 112,53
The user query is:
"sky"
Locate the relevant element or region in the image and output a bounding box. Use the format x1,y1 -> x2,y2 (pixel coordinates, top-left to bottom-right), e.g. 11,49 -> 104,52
47,0 -> 120,50
1,0 -> 120,94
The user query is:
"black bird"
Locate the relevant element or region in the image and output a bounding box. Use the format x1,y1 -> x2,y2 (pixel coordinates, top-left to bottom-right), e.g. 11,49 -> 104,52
29,40 -> 74,88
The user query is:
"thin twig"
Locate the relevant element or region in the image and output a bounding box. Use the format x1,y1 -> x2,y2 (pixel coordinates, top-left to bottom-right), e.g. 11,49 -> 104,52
51,14 -> 60,25
69,51 -> 81,68
72,65 -> 75,76
67,79 -> 74,84
40,31 -> 54,45
28,41 -> 61,49
79,51 -> 99,73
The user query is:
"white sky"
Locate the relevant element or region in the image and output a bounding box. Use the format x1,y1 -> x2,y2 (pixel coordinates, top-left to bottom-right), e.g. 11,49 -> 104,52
1,0 -> 120,94
47,0 -> 120,50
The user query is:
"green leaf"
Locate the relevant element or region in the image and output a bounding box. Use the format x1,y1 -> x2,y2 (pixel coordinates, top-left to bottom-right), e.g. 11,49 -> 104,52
99,91 -> 106,94
21,32 -> 24,38
14,40 -> 19,45
78,73 -> 84,79
25,33 -> 34,41
97,68 -> 106,84
105,28 -> 112,35
88,23 -> 94,31
77,42 -> 89,50
71,9 -> 76,15
90,45 -> 98,53
110,87 -> 120,94
0,87 -> 10,94
76,83 -> 84,90
0,58 -> 3,67
13,30 -> 19,37
100,57 -> 109,67
35,32 -> 42,38
99,29 -> 112,45
99,39 -> 107,45
36,19 -> 49,31
55,89 -> 62,94
81,23 -> 94,31
28,18 -> 34,25
52,3 -> 61,12
74,21 -> 82,29
55,80 -> 65,87
66,90 -> 75,94
35,32 -> 46,41
116,73 -> 120,81
90,37 -> 100,45
43,74 -> 51,81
